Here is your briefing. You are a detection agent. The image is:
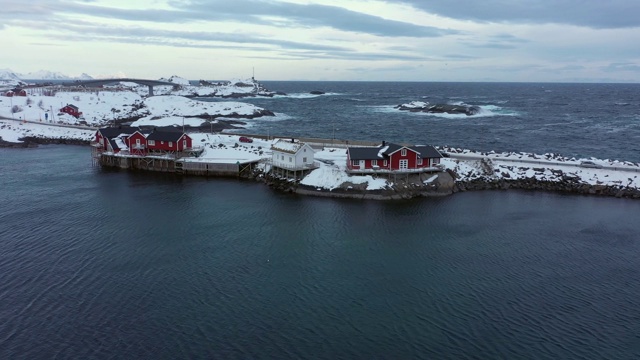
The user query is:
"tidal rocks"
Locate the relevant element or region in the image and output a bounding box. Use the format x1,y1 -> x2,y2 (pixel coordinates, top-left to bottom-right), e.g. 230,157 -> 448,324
395,101 -> 481,116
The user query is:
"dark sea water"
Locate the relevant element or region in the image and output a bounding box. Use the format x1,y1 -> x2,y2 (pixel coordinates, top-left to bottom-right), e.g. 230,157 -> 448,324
2,82 -> 640,359
237,82 -> 640,163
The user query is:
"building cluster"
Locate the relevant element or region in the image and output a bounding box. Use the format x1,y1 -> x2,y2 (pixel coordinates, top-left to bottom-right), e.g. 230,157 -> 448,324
270,138 -> 443,176
94,126 -> 194,156
93,126 -> 443,177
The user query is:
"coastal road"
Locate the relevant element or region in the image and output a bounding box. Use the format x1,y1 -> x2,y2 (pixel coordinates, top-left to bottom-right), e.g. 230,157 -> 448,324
0,115 -> 97,131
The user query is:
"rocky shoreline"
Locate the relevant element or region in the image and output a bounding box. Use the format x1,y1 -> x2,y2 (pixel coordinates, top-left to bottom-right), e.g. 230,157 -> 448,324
454,177 -> 640,199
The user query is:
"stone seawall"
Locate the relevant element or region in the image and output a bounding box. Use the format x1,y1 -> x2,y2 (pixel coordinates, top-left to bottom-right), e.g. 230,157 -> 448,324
455,178 -> 640,199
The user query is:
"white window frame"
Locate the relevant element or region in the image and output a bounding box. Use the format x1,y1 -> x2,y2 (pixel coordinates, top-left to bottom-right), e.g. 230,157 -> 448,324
148,140 -> 155,146
417,158 -> 423,165
351,160 -> 359,166
401,149 -> 407,156
169,141 -> 173,147
372,160 -> 378,166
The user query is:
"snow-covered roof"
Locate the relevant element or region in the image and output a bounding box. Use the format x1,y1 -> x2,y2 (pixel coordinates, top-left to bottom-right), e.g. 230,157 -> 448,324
348,143 -> 441,160
271,139 -> 310,154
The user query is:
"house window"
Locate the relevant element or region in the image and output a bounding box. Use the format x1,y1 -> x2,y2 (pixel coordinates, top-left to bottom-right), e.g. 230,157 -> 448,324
372,160 -> 378,166
417,158 -> 423,165
352,160 -> 358,166
161,141 -> 164,144
383,160 -> 387,166
169,141 -> 173,147
303,157 -> 307,162
281,155 -> 284,160
289,156 -> 292,162
303,148 -> 306,152
148,140 -> 155,146
401,149 -> 407,156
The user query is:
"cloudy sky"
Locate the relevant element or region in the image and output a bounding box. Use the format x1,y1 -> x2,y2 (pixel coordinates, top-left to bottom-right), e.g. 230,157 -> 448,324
2,0 -> 640,82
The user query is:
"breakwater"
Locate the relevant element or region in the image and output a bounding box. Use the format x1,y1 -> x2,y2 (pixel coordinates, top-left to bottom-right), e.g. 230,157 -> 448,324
455,178 -> 640,199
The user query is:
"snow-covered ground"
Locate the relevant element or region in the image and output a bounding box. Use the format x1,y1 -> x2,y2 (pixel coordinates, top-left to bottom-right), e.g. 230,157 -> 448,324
0,91 -> 270,128
0,119 -> 94,142
441,147 -> 640,189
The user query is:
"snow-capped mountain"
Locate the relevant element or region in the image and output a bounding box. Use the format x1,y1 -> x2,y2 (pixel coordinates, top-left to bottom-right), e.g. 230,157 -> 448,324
19,70 -> 70,80
77,73 -> 94,80
17,70 -> 95,80
0,69 -> 27,88
159,75 -> 190,86
0,69 -> 23,81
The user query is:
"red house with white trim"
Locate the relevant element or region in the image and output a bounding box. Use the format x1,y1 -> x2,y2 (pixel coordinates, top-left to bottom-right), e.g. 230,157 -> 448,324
60,104 -> 83,118
347,142 -> 442,173
93,127 -> 193,156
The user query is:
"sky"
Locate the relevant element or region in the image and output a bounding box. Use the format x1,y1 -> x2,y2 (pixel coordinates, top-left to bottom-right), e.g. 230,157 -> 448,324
1,0 -> 640,82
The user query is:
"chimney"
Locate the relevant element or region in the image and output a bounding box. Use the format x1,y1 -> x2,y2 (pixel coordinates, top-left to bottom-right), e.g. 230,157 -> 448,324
382,140 -> 386,146
291,138 -> 295,143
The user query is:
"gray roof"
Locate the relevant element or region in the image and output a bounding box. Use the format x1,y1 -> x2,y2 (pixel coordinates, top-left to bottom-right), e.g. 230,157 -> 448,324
146,129 -> 185,142
97,126 -> 139,139
347,143 -> 441,160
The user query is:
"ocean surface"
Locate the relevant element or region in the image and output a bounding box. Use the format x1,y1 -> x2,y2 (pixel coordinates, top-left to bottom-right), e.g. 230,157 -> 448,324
2,82 -> 640,359
235,81 -> 640,163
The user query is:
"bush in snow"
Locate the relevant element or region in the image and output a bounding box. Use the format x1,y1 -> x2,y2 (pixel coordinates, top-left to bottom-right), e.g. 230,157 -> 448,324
11,105 -> 22,113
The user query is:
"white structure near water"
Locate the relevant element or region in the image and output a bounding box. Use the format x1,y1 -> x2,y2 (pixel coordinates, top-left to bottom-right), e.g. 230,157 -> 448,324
271,139 -> 315,169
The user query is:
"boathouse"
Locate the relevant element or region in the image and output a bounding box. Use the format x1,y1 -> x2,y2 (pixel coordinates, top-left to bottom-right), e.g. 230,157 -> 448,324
346,142 -> 442,174
146,129 -> 193,155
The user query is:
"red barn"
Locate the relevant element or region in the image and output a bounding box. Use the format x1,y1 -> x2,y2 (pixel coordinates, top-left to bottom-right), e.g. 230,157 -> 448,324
4,91 -> 14,97
346,142 -> 442,173
60,104 -> 83,118
146,130 -> 192,153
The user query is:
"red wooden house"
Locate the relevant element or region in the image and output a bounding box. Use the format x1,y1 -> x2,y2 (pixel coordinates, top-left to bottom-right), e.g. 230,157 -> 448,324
4,91 -> 14,97
11,88 -> 27,96
346,142 -> 442,173
60,104 -> 83,118
94,127 -> 140,153
93,127 -> 193,156
146,130 -> 193,154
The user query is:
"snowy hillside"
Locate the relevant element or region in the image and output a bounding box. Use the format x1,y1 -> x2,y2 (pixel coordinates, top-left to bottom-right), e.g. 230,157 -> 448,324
0,90 -> 273,127
0,69 -> 26,89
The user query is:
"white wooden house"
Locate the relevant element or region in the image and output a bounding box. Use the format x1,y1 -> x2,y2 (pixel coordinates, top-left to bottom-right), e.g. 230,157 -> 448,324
270,139 -> 317,179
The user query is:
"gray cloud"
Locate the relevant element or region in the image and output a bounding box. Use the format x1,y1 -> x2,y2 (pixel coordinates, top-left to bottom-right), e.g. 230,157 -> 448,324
54,0 -> 457,38
37,21 -> 430,62
398,0 -> 640,29
602,62 -> 640,72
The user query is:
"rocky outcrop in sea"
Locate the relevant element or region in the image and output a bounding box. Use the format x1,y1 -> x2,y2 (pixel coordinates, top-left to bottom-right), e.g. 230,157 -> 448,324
395,101 -> 481,116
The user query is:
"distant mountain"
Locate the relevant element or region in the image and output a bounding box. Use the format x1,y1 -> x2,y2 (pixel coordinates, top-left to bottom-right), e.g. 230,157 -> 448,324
0,68 -> 23,81
159,75 -> 190,86
0,68 -> 26,88
18,70 -> 95,80
77,73 -> 94,80
19,70 -> 71,80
